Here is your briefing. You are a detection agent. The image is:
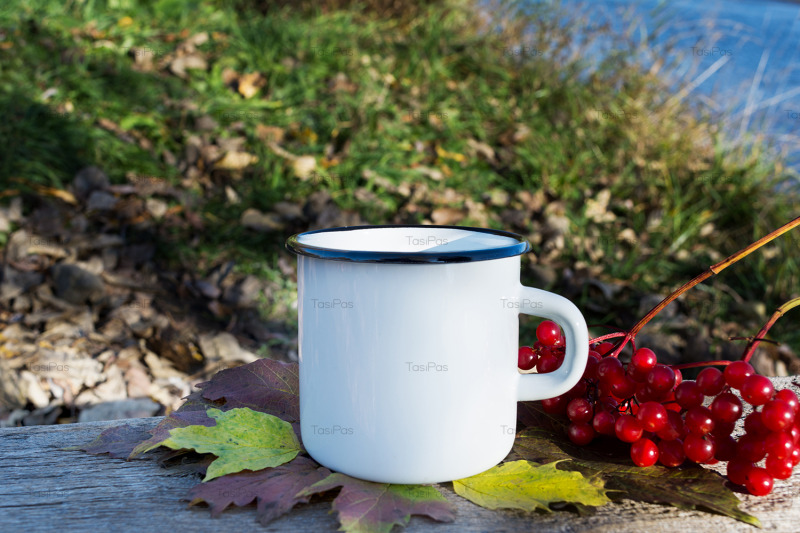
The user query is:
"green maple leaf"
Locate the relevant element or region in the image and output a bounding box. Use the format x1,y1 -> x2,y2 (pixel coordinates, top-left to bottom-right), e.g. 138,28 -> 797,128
453,460 -> 611,513
161,407 -> 302,481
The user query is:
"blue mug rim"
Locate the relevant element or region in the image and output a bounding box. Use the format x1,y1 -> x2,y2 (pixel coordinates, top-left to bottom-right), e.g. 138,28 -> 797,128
285,224 -> 531,264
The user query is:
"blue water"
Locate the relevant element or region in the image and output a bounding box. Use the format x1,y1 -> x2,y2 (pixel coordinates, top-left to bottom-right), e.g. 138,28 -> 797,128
537,0 -> 800,172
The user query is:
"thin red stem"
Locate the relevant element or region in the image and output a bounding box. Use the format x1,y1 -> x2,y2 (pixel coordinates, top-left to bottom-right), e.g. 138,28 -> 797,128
741,297 -> 800,363
729,336 -> 779,345
589,332 -> 627,344
671,360 -> 733,370
609,216 -> 800,359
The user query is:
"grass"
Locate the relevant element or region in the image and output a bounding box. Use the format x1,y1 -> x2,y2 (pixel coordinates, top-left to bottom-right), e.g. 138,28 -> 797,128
0,0 -> 798,356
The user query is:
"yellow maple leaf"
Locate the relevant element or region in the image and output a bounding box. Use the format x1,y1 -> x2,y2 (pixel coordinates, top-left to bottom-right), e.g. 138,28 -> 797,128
435,145 -> 466,162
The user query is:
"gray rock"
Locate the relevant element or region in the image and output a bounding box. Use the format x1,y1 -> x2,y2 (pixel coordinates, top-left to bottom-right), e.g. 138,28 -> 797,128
51,263 -> 105,304
0,409 -> 30,428
77,398 -> 160,423
86,190 -> 118,212
223,275 -> 262,308
303,190 -> 332,220
73,166 -> 110,201
1,265 -> 44,300
22,405 -> 62,426
194,279 -> 221,299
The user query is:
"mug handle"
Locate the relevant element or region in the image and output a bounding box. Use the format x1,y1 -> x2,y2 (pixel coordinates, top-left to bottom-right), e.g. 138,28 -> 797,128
516,285 -> 589,401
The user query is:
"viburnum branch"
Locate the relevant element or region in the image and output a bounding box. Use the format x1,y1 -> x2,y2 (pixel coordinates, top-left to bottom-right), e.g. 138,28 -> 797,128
728,336 -> 780,345
741,296 -> 800,363
589,332 -> 627,344
609,215 -> 800,358
670,360 -> 733,370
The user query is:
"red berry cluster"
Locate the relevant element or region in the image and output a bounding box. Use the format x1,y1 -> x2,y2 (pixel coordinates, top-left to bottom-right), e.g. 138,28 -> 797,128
518,320 -> 800,496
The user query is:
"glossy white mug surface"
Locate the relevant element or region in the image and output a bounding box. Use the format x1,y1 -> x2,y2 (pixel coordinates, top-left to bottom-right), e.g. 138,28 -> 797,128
287,225 -> 588,483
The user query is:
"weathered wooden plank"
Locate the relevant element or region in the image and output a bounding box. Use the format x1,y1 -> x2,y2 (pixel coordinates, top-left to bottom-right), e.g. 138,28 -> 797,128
1,377 -> 799,532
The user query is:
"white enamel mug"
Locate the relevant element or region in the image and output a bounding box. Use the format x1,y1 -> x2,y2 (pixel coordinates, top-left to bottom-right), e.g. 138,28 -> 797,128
286,225 -> 588,483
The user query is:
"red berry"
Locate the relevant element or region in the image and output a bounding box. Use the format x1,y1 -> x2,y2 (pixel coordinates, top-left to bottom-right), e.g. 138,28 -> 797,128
567,397 -> 594,424
764,431 -> 795,459
610,374 -> 637,399
791,446 -> 800,466
684,433 -> 715,463
673,368 -> 683,387
656,410 -> 686,441
567,422 -> 595,445
615,414 -> 644,443
761,399 -> 795,432
631,437 -> 659,467
714,434 -> 738,462
592,411 -> 617,436
637,401 -> 668,432
597,356 -> 624,383
595,342 -> 615,356
541,395 -> 568,415
565,380 -> 589,400
536,320 -> 561,346
737,434 -> 767,462
741,375 -> 774,406
744,411 -> 769,436
646,364 -> 676,394
597,397 -> 619,413
765,454 -> 794,480
537,353 -> 562,373
775,388 -> 800,416
726,460 -> 754,485
583,352 -> 601,379
629,348 -> 657,381
518,346 -> 537,371
723,360 -> 755,390
685,406 -> 715,435
710,392 -> 743,425
711,421 -> 736,438
634,382 -> 655,403
696,367 -> 726,396
745,467 -> 774,496
658,439 -> 686,467
789,424 -> 800,445
674,381 -> 704,409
